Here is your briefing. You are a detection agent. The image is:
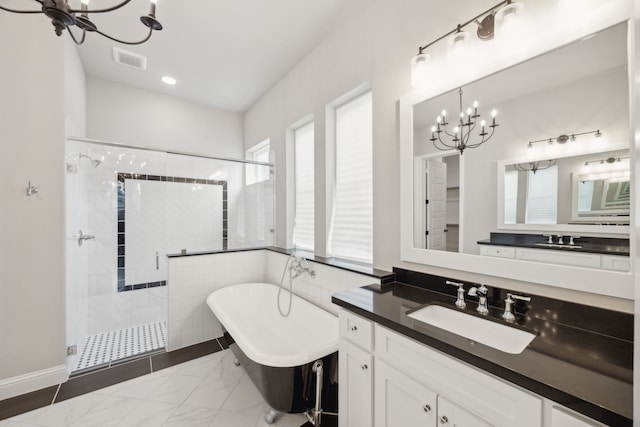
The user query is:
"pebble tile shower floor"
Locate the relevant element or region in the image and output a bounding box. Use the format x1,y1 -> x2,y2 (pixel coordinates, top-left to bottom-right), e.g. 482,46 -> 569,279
76,321 -> 166,372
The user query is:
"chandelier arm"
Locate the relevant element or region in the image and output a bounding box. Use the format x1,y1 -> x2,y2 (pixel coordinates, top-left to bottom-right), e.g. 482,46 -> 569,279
0,4 -> 41,13
68,0 -> 133,14
94,27 -> 153,45
67,26 -> 87,45
465,125 -> 496,148
440,123 -> 458,139
432,137 -> 456,151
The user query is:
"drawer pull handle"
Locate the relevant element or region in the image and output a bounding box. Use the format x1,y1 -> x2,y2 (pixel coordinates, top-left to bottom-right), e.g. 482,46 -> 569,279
440,415 -> 449,425
351,325 -> 358,332
423,404 -> 431,413
361,364 -> 368,371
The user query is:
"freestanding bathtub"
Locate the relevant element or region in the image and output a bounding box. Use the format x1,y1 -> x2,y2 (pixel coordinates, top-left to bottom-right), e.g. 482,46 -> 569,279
206,282 -> 339,416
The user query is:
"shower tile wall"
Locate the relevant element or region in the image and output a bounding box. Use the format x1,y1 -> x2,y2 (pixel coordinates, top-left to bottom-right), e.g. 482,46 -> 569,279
66,139 -> 274,346
166,249 -> 380,351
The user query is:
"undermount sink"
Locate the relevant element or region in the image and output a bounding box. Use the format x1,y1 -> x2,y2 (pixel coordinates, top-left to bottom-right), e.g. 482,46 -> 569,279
407,305 -> 536,354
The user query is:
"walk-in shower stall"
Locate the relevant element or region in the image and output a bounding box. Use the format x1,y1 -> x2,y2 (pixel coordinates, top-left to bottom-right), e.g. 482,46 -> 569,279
65,138 -> 274,373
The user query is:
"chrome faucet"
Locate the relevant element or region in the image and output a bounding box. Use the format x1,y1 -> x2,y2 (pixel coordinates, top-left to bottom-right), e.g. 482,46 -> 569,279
289,255 -> 316,279
446,280 -> 466,308
502,293 -> 531,321
468,284 -> 489,315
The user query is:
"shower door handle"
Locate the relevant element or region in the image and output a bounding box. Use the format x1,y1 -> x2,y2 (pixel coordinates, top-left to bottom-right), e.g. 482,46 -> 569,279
156,251 -> 159,270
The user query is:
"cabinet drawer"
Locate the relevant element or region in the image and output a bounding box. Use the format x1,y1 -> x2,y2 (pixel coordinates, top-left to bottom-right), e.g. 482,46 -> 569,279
339,309 -> 373,351
480,245 -> 515,259
601,255 -> 630,272
515,248 -> 601,268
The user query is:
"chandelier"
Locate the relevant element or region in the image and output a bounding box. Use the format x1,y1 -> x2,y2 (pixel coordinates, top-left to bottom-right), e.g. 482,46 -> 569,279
429,88 -> 498,155
0,0 -> 162,45
513,159 -> 557,174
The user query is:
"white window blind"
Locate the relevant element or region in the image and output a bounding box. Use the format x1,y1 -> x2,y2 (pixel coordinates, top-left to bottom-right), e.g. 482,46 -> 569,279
525,166 -> 558,224
293,122 -> 315,251
504,170 -> 518,224
328,91 -> 373,263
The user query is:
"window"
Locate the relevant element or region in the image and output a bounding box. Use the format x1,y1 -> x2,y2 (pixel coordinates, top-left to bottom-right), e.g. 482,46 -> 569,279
293,122 -> 315,251
328,91 -> 373,263
525,166 -> 558,224
246,139 -> 270,185
504,170 -> 518,224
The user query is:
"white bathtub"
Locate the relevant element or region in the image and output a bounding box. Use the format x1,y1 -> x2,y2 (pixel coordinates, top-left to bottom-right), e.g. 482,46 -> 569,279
206,282 -> 339,414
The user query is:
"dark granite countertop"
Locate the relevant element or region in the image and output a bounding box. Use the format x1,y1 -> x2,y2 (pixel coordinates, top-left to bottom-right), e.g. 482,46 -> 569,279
331,268 -> 633,426
477,232 -> 629,256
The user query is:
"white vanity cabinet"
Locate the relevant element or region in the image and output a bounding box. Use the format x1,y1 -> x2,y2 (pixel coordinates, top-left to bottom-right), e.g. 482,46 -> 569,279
337,309 -> 541,427
339,311 -> 374,427
480,245 -> 629,271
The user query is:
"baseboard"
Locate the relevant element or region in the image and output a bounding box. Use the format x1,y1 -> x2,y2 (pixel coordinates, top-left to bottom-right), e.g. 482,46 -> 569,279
0,365 -> 67,401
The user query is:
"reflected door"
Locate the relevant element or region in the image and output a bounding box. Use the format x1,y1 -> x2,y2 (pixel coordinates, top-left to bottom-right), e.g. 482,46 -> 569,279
426,159 -> 447,250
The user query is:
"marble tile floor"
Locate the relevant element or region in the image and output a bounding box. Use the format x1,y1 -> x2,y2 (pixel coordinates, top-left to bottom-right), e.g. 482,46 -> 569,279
0,349 -> 307,427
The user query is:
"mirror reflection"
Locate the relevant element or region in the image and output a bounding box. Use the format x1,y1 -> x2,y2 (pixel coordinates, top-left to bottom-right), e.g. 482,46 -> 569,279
412,22 -> 629,255
502,149 -> 630,225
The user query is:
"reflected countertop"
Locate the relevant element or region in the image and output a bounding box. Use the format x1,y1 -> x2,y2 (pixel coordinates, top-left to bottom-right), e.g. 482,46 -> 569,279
331,268 -> 633,426
477,232 -> 629,256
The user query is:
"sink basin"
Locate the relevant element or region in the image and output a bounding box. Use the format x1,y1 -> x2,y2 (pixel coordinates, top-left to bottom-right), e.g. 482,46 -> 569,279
407,305 -> 536,354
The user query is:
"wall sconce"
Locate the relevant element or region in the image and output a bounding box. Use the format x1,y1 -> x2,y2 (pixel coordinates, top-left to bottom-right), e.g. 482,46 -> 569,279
411,0 -> 523,87
527,130 -> 601,148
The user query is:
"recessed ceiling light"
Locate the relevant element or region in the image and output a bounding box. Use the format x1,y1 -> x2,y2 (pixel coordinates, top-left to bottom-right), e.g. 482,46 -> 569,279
162,75 -> 177,85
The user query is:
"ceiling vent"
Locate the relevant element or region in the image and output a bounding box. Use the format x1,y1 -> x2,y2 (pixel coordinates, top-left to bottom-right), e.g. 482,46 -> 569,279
112,47 -> 147,71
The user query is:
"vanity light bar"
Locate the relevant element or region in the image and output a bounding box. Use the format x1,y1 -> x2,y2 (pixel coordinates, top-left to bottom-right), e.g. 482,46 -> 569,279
583,155 -> 629,167
527,130 -> 601,148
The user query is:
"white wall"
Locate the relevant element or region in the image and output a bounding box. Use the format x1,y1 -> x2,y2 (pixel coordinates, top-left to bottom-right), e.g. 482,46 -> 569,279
0,16 -> 67,394
167,250 -> 379,351
86,76 -> 245,159
243,0 -> 635,311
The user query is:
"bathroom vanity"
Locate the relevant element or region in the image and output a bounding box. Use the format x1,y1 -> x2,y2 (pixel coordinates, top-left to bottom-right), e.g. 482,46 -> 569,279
477,233 -> 630,272
332,269 -> 632,427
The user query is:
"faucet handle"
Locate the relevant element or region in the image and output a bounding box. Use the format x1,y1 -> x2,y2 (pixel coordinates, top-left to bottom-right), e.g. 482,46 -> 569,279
446,280 -> 466,308
557,234 -> 564,245
542,234 -> 553,244
502,293 -> 531,321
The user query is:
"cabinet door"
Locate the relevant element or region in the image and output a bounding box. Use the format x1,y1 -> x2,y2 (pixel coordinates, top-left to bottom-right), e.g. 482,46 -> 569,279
437,396 -> 493,427
550,406 -> 606,427
339,339 -> 373,427
375,359 -> 437,427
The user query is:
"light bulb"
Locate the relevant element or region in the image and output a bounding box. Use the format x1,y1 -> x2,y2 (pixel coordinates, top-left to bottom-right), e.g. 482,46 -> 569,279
81,0 -> 89,5
151,0 -> 158,4
460,112 -> 464,118
491,109 -> 497,118
436,116 -> 441,124
454,126 -> 459,133
480,120 -> 486,127
473,100 -> 478,108
431,126 -> 437,132
466,108 -> 472,115
441,110 -> 447,117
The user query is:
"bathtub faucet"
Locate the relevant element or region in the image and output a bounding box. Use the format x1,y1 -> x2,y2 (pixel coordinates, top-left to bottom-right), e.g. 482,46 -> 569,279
290,255 -> 316,280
